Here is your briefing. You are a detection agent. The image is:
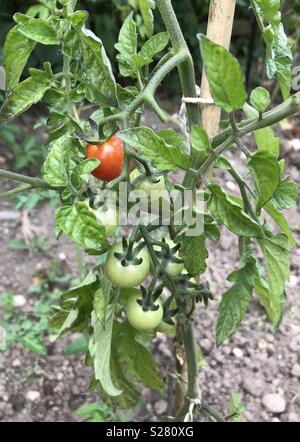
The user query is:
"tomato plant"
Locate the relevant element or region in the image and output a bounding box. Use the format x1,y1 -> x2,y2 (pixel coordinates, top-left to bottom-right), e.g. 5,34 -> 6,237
0,0 -> 299,423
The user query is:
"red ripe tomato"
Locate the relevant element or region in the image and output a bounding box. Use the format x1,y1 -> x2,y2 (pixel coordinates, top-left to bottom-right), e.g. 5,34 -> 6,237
86,135 -> 125,182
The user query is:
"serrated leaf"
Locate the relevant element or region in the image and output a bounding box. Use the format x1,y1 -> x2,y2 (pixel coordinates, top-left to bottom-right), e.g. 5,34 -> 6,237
4,26 -> 37,90
71,158 -> 100,187
80,28 -> 118,107
93,275 -> 111,326
113,322 -> 163,392
43,138 -> 69,187
89,296 -> 122,397
67,10 -> 88,27
254,259 -> 286,330
0,74 -> 51,127
258,235 -> 290,327
97,348 -> 140,409
180,234 -> 208,276
157,130 -> 186,151
140,32 -> 169,59
55,202 -> 107,251
264,201 -> 296,247
253,0 -> 293,100
216,257 -> 256,346
137,0 -> 155,38
118,127 -> 190,170
272,177 -> 299,209
18,18 -> 59,45
131,54 -> 152,69
208,184 -> 262,237
198,34 -> 247,112
115,13 -> 137,78
248,150 -> 280,211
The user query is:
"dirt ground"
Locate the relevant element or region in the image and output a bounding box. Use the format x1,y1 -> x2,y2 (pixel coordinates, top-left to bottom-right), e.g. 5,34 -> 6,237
0,110 -> 299,422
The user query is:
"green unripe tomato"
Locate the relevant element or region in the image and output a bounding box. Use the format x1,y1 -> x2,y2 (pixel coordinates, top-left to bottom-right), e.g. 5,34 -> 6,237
84,199 -> 119,237
126,292 -> 163,331
130,169 -> 165,196
153,238 -> 184,277
105,242 -> 150,288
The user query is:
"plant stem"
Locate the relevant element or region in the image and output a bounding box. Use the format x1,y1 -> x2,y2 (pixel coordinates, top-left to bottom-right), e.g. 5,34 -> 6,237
212,92 -> 300,148
174,321 -> 199,421
155,0 -> 199,128
0,184 -> 34,201
156,0 -> 201,422
0,169 -> 51,189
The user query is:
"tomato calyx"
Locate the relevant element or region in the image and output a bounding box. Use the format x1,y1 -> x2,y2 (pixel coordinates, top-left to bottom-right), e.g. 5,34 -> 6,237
112,237 -> 146,267
154,238 -> 184,268
137,285 -> 163,312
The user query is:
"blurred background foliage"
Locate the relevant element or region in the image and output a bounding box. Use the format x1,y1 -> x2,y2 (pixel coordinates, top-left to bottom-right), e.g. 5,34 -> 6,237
0,0 -> 299,95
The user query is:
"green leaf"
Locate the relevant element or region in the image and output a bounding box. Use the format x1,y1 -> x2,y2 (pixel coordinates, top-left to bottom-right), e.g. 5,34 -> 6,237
216,256 -> 256,346
190,126 -> 210,167
113,322 -> 163,392
157,130 -> 186,151
208,184 -> 262,237
4,26 -> 36,90
272,177 -> 299,210
243,103 -> 280,156
51,307 -> 79,340
250,87 -> 271,112
93,275 -> 111,326
64,335 -> 88,355
79,28 -> 118,107
118,127 -> 190,170
258,235 -> 290,327
115,13 -> 137,78
253,0 -> 293,100
264,201 -> 296,247
137,0 -> 155,38
89,297 -> 122,397
18,18 -> 59,45
71,158 -> 100,187
26,5 -> 49,20
96,348 -> 140,409
19,335 -> 47,355
55,202 -> 107,251
131,54 -> 152,69
254,260 -> 286,330
0,73 -> 52,127
140,32 -> 169,59
67,10 -> 88,27
248,150 -> 280,211
43,138 -> 70,187
198,34 -> 247,112
180,234 -> 208,276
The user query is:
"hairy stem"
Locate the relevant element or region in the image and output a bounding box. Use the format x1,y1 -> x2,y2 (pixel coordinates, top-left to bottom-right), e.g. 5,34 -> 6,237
0,184 -> 34,201
0,169 -> 51,189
